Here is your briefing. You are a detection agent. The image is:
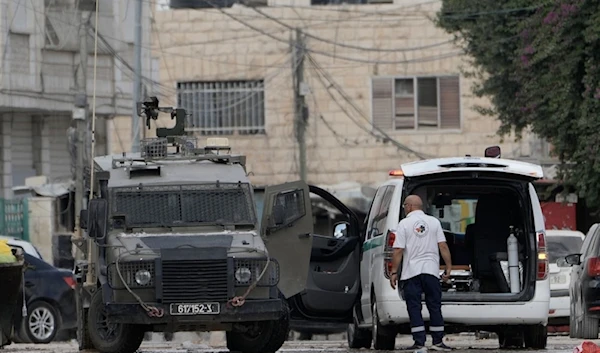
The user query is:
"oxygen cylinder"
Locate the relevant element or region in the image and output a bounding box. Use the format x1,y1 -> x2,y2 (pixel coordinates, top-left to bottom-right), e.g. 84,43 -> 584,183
507,226 -> 520,293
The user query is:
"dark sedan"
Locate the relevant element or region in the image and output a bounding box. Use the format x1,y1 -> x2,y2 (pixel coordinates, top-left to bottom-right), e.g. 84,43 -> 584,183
563,223 -> 600,339
12,253 -> 77,344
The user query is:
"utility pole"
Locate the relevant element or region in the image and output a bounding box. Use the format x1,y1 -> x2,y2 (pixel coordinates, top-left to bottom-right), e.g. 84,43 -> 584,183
72,7 -> 90,262
131,0 -> 143,153
292,28 -> 307,181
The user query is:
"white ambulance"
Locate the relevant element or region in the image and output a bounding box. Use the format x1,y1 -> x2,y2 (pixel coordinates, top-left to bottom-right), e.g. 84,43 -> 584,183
344,147 -> 550,350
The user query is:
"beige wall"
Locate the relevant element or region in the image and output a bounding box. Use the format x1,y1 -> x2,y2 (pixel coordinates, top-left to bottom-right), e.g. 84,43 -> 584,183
125,2 -> 532,186
28,197 -> 54,263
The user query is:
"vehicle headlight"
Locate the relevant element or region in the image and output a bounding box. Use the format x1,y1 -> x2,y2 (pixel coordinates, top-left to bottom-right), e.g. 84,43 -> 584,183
135,269 -> 152,286
235,267 -> 252,284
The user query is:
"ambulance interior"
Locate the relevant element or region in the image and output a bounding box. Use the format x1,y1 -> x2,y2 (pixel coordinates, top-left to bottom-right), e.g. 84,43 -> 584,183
408,180 -> 536,298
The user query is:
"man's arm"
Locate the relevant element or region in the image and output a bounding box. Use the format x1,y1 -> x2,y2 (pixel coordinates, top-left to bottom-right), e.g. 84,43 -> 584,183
390,227 -> 406,290
437,222 -> 452,280
390,248 -> 403,290
439,242 -> 452,276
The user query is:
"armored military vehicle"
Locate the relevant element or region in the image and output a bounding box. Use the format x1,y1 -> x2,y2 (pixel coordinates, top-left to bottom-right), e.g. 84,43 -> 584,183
72,97 -> 319,353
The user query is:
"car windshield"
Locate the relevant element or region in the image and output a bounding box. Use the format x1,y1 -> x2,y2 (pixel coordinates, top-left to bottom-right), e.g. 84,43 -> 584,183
547,236 -> 583,263
110,183 -> 257,228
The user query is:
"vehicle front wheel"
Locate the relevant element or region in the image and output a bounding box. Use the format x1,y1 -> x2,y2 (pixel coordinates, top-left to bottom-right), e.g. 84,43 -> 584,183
226,299 -> 290,353
87,290 -> 145,353
24,301 -> 59,344
371,302 -> 396,350
347,322 -> 372,349
524,325 -> 547,349
581,309 -> 599,339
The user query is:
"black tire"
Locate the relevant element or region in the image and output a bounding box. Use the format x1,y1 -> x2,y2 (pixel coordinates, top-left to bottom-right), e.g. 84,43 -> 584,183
24,301 -> 60,344
497,330 -> 523,349
581,310 -> 599,339
227,320 -> 277,353
372,302 -> 396,350
524,324 -> 548,349
87,290 -> 145,353
261,299 -> 291,353
347,322 -> 372,349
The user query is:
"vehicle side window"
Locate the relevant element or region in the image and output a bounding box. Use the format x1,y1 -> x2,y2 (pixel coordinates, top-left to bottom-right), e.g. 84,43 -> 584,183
372,186 -> 395,237
366,187 -> 386,240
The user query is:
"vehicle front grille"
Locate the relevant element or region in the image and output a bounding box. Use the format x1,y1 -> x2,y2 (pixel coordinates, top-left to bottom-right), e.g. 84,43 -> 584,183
161,259 -> 229,303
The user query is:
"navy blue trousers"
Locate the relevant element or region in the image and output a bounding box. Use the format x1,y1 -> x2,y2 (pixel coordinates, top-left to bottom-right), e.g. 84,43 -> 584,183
401,274 -> 445,345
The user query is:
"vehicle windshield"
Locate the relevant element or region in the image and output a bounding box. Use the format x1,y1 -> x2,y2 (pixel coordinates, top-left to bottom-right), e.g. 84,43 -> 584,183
110,183 -> 257,228
547,236 -> 583,263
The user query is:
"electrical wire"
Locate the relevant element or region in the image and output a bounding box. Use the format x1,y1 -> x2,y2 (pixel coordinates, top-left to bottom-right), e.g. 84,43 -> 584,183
244,2 -> 455,53
203,0 -> 462,65
307,53 -> 431,159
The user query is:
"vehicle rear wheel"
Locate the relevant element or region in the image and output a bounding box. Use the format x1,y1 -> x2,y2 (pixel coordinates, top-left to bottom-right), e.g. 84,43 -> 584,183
87,290 -> 145,353
371,302 -> 396,350
524,325 -> 547,349
24,301 -> 59,344
347,322 -> 372,349
497,329 -> 523,349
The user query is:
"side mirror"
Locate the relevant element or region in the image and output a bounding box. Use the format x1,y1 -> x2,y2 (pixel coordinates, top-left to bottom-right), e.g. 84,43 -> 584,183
484,145 -> 502,158
87,199 -> 109,240
333,222 -> 349,239
564,254 -> 581,266
79,209 -> 88,230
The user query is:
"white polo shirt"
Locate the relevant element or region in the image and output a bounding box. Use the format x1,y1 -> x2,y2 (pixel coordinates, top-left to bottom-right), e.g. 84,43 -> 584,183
392,210 -> 447,281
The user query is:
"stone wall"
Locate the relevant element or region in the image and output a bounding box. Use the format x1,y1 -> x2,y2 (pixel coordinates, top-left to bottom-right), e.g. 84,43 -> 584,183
140,2 -> 532,186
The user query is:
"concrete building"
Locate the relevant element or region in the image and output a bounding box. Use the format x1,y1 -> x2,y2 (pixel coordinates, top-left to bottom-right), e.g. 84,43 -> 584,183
0,0 -> 153,198
122,0 -> 551,187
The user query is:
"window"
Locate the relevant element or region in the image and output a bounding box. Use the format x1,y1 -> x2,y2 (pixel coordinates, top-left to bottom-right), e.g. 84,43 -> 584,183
177,80 -> 265,135
371,76 -> 461,130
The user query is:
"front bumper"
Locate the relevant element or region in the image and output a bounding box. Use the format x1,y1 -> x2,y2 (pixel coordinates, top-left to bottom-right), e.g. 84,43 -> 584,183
105,299 -> 284,325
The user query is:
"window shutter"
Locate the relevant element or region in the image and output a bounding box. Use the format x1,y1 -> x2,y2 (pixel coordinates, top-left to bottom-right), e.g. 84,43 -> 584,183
371,77 -> 393,130
439,76 -> 461,129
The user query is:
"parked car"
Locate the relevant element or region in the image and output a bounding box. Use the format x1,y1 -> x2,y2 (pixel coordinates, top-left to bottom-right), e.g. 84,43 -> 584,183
563,223 -> 600,339
0,236 -> 43,260
5,238 -> 77,344
345,152 -> 550,350
546,229 -> 584,326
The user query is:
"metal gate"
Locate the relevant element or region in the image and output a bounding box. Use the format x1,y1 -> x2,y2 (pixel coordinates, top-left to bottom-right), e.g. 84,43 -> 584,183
0,198 -> 29,241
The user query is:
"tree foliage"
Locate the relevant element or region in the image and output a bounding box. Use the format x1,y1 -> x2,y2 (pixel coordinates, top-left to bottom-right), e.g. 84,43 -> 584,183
436,0 -> 600,207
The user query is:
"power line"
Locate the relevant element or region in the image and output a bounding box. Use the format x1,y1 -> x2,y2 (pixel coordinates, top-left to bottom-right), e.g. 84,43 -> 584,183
244,2 -> 455,53
203,0 -> 463,65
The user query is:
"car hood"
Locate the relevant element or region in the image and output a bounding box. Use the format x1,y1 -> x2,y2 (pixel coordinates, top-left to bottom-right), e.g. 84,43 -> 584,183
112,231 -> 262,256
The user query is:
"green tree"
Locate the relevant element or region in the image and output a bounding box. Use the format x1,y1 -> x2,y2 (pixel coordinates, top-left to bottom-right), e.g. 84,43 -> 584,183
436,1 -> 600,207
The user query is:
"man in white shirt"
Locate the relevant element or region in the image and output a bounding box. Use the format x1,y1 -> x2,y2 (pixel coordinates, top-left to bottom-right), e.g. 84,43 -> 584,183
389,195 -> 453,351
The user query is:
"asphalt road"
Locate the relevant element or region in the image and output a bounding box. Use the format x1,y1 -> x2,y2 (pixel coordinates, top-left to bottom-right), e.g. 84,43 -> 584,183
0,333 -> 589,353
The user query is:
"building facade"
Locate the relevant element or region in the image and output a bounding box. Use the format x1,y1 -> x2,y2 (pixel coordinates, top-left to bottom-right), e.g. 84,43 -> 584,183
0,0 -> 152,198
139,0 -> 542,187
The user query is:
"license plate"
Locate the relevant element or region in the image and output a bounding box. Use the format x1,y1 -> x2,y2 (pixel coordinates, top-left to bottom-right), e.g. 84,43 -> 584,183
550,275 -> 566,285
170,303 -> 220,315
